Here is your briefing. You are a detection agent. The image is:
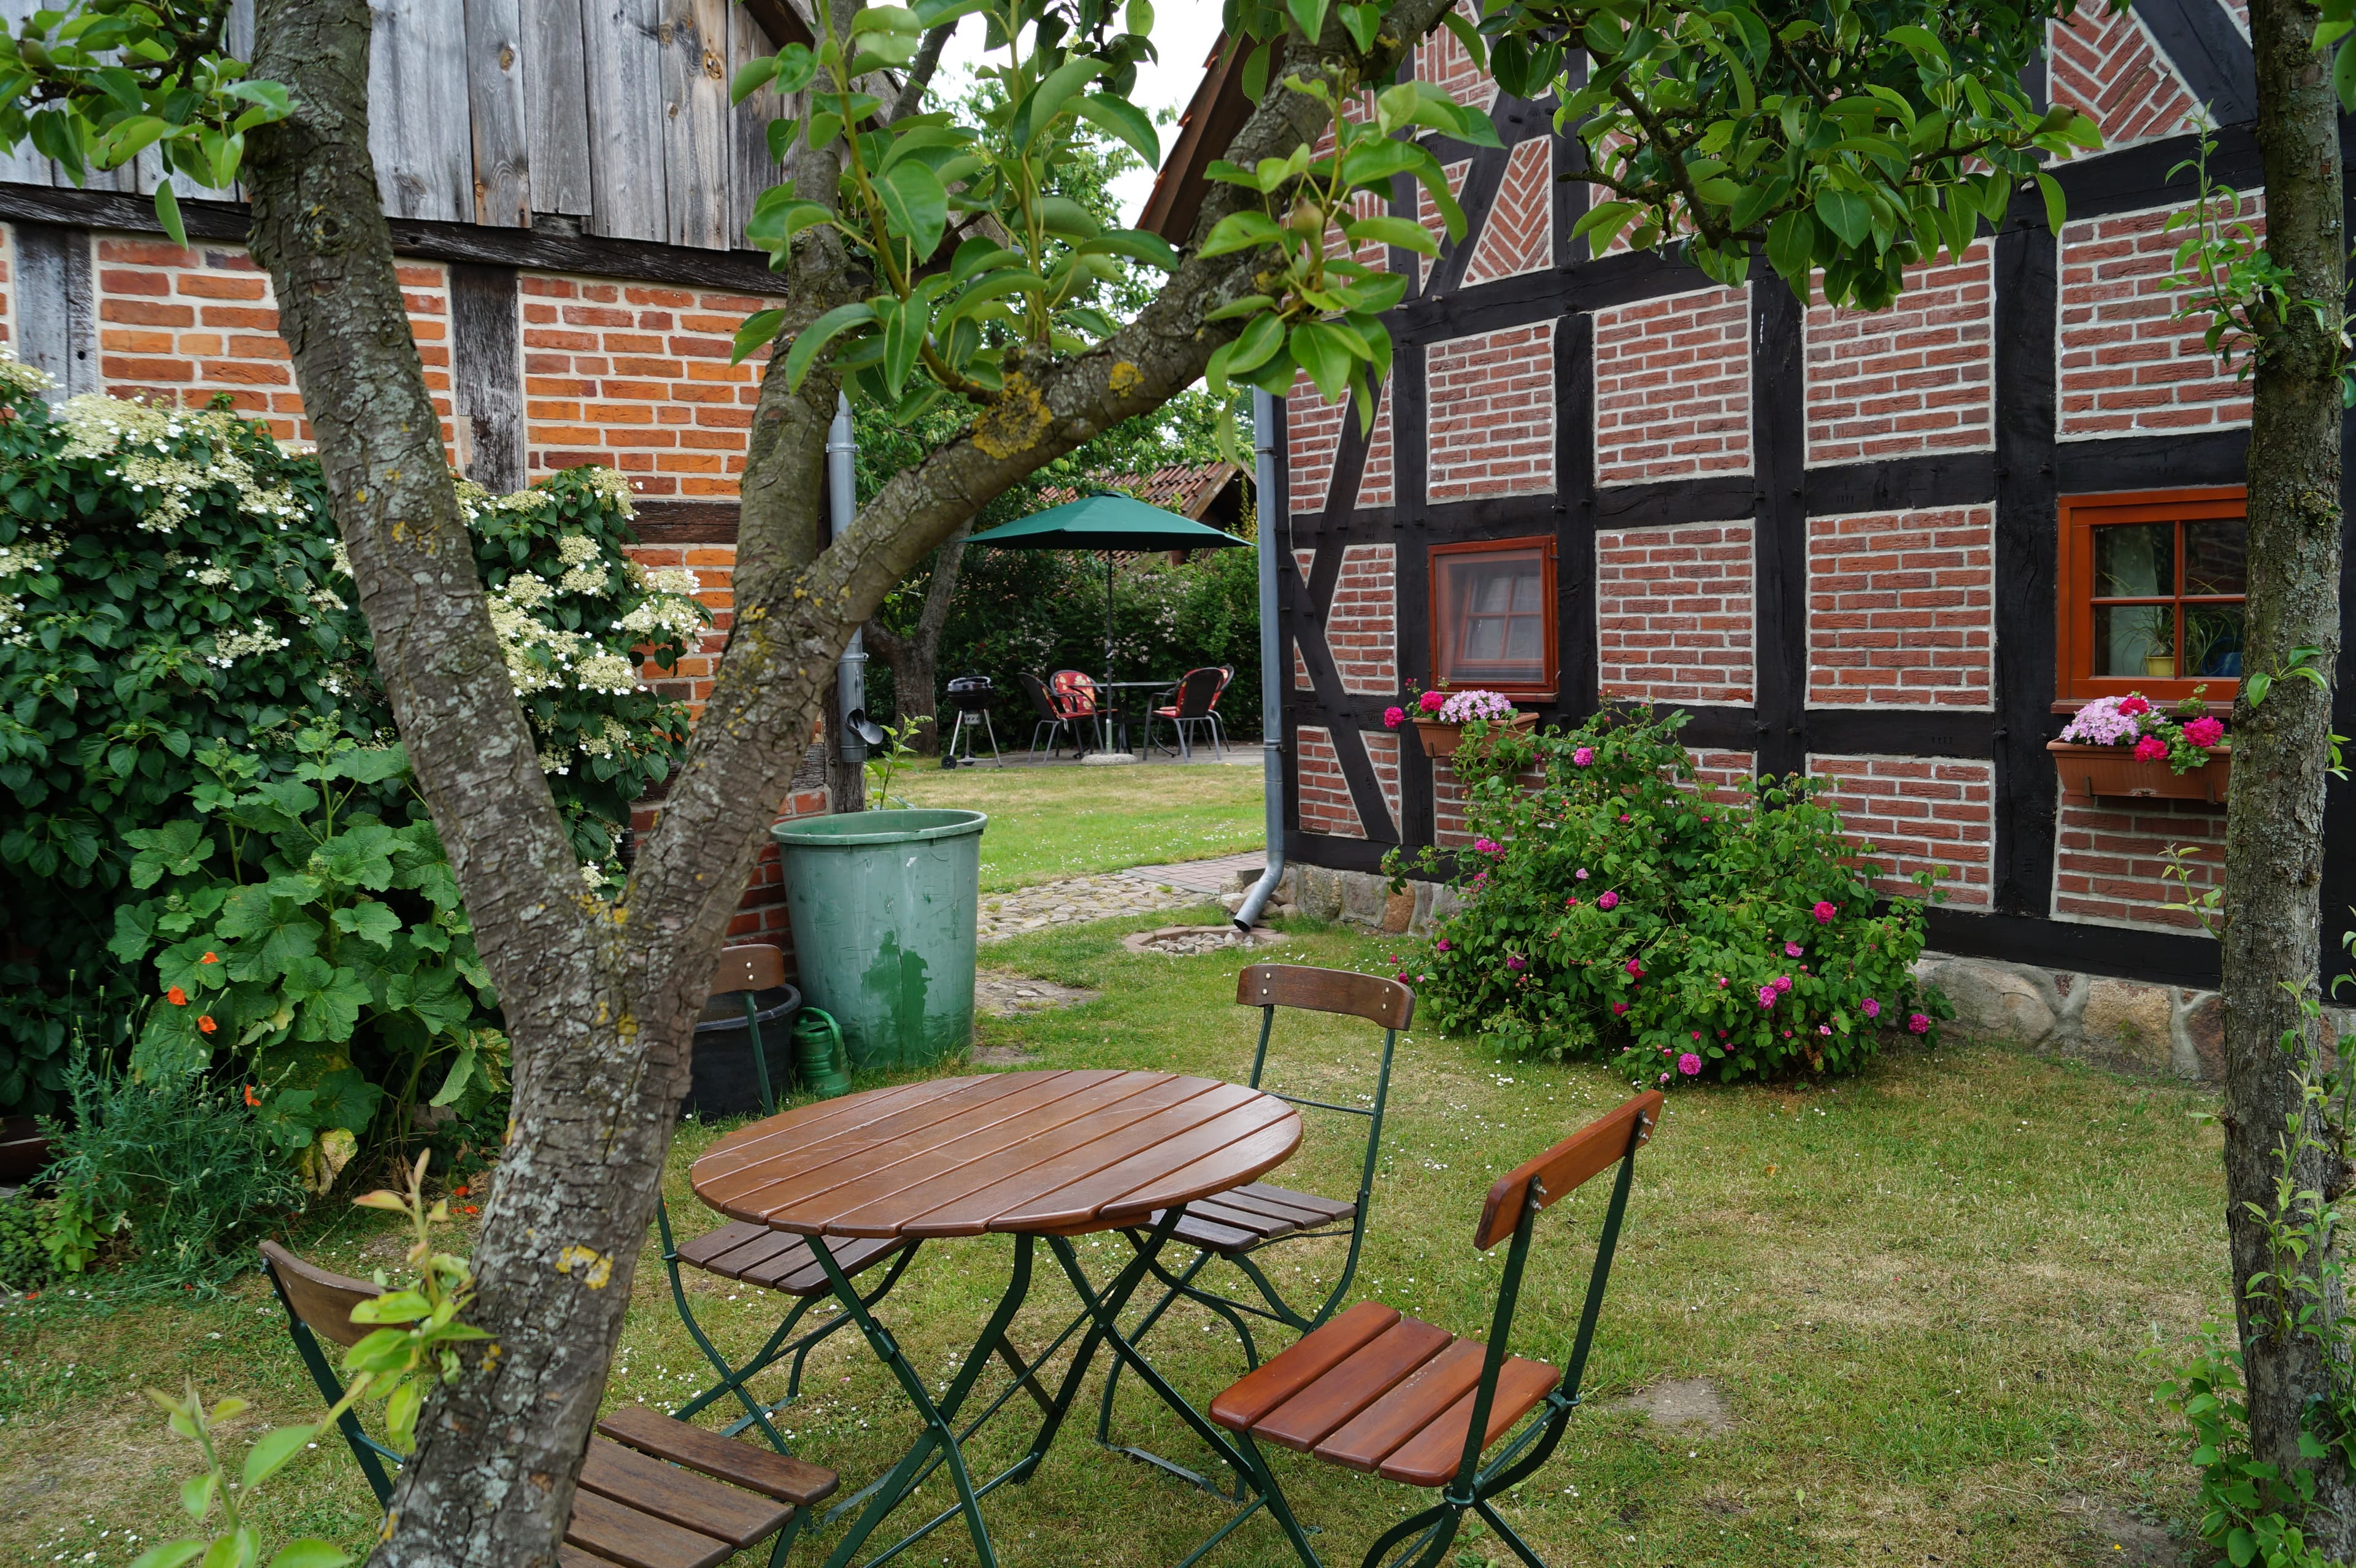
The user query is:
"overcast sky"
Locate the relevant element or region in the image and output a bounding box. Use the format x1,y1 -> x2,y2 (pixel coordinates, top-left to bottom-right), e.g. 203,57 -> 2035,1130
930,2 -> 1229,226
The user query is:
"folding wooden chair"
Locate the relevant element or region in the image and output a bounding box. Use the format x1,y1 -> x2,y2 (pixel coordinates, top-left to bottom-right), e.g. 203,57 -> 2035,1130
259,1239 -> 838,1568
1190,1091 -> 1663,1568
1097,964 -> 1411,1486
655,943 -> 915,1453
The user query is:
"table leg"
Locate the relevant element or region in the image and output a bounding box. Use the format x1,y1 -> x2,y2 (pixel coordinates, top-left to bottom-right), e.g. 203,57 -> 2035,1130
809,1234 -> 1031,1568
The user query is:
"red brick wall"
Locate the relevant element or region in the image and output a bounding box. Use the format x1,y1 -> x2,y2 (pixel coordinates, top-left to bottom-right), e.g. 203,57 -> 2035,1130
1805,506 -> 1995,708
2052,788 -> 2224,932
623,540 -> 737,715
522,273 -> 780,499
1358,381 -> 1395,509
1691,750 -> 1757,796
1596,520 -> 1755,704
1287,378 -> 1346,517
1804,243 -> 1993,465
1426,321 -> 1555,502
2049,7 -> 2199,148
1363,731 -> 1402,837
1463,137 -> 1552,285
2059,201 -> 2258,438
1412,6 -> 1498,112
1807,755 -> 1995,910
1298,724 -> 1364,837
1593,285 -> 1751,485
1415,159 -> 1472,286
1330,544 -> 1396,695
94,236 -> 452,447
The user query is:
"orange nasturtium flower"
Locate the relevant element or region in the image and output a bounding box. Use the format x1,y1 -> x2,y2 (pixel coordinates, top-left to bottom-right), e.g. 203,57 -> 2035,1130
244,1085 -> 260,1107
166,985 -> 187,1006
198,1015 -> 217,1035
199,951 -> 220,964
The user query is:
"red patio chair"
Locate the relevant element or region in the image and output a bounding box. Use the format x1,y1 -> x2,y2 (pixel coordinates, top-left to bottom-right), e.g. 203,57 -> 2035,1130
1147,665 -> 1233,759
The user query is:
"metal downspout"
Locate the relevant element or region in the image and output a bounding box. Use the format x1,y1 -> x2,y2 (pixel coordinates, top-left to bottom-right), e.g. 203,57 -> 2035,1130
1233,389 -> 1285,931
828,394 -> 868,776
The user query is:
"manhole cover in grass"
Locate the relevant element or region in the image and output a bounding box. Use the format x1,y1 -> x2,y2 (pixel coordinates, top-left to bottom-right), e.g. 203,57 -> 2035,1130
1121,924 -> 1286,956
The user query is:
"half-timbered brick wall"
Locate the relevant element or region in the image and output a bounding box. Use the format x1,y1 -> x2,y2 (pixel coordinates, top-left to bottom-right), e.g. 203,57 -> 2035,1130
1278,6 -> 2305,988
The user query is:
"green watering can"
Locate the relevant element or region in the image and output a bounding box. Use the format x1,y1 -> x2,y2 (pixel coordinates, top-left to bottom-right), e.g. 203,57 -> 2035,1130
793,1007 -> 853,1100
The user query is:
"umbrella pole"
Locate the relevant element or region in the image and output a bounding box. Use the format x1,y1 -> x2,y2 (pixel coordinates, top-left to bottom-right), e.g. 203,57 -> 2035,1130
1104,550 -> 1115,751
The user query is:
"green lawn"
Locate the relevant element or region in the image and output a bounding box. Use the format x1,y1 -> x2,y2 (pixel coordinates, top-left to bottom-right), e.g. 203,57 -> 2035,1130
893,762 -> 1265,890
0,911 -> 2225,1568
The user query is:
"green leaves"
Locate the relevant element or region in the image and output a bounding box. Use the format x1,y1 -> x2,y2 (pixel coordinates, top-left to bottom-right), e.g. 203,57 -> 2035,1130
875,158 -> 949,260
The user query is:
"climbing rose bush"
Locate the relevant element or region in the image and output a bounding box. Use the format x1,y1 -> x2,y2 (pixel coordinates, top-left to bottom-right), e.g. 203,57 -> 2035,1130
1385,707 -> 1949,1086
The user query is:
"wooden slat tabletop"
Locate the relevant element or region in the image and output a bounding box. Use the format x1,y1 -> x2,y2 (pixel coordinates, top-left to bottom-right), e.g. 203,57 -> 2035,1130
691,1070 -> 1302,1240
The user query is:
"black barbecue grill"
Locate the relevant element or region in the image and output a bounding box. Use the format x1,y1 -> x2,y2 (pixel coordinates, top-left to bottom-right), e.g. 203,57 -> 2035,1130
942,675 -> 1003,767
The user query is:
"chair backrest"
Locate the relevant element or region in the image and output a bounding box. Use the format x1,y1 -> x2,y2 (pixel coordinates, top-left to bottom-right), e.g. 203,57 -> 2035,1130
1232,964 -> 1414,1322
258,1240 -> 400,1504
712,943 -> 786,998
1171,665 -> 1227,718
1050,669 -> 1097,717
1449,1090 -> 1661,1489
1020,671 -> 1061,721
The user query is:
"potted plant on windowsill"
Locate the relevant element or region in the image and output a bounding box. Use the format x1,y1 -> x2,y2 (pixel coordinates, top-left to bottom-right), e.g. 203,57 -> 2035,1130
1387,686 -> 1538,758
2048,689 -> 2231,803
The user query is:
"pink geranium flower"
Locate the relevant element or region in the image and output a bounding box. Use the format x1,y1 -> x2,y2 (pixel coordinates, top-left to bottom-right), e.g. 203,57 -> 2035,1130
1419,689 -> 1446,713
1384,705 -> 1405,729
1573,746 -> 1595,766
1812,901 -> 1836,923
2133,734 -> 2168,763
1908,1012 -> 1931,1034
1677,1052 -> 1701,1076
2185,715 -> 2225,748
2118,695 -> 2151,717
1597,890 -> 1619,910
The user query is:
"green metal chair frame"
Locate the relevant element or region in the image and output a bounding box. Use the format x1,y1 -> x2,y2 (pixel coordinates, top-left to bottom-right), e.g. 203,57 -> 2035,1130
1096,963 -> 1412,1485
1194,1090 -> 1662,1568
657,942 -> 915,1455
259,1240 -> 826,1568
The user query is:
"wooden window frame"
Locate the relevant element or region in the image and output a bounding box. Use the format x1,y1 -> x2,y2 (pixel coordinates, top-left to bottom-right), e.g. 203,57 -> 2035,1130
2056,485 -> 2246,705
1428,535 -> 1558,700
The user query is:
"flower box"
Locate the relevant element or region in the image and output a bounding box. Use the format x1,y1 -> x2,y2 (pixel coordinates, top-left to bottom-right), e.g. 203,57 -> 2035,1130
1411,711 -> 1537,758
2047,740 -> 2232,804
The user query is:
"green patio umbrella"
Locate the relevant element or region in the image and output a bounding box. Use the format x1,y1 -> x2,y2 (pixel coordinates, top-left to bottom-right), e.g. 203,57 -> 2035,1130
967,491 -> 1247,686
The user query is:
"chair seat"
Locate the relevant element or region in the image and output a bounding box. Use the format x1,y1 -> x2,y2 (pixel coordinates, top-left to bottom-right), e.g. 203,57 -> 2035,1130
560,1405 -> 838,1568
1209,1301 -> 1560,1488
675,1222 -> 906,1297
1152,1181 -> 1355,1256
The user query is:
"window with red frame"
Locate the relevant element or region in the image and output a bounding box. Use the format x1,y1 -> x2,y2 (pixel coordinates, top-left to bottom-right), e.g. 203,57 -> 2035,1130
1430,537 -> 1557,696
2056,487 -> 2245,704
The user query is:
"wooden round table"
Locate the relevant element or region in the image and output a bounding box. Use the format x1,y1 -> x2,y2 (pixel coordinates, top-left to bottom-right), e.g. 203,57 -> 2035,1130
688,1069 -> 1302,1568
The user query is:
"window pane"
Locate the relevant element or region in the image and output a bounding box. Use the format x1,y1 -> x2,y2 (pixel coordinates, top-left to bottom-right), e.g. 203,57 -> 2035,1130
1504,615 -> 1542,661
1435,548 -> 1549,686
1463,617 -> 1506,659
2185,520 -> 2247,596
2095,603 -> 2174,678
2186,602 -> 2245,678
2094,523 -> 2173,598
1468,569 -> 1519,614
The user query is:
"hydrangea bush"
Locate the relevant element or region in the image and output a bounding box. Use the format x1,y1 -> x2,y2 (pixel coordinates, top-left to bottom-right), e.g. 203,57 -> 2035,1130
2057,689 -> 2227,772
0,369 -> 704,1152
1385,707 -> 1949,1087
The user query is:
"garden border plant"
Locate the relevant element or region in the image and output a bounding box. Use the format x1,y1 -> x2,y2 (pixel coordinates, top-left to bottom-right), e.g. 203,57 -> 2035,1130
1385,705 -> 1949,1086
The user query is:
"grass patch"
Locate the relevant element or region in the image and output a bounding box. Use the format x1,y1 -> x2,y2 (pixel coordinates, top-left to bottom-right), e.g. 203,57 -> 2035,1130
1,918 -> 2223,1567
893,762 -> 1264,891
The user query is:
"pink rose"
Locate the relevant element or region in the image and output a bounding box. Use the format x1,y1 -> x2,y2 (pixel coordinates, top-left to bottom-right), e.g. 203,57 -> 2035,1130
1908,1012 -> 1931,1034
1861,997 -> 1880,1018
1757,985 -> 1777,1009
1784,941 -> 1804,958
1575,868 -> 1590,881
1812,901 -> 1836,923
1573,746 -> 1595,766
1505,953 -> 1526,972
1474,837 -> 1502,856
1773,975 -> 1792,993
1597,890 -> 1619,910
1435,938 -> 1451,952
1690,1031 -> 1701,1040
1624,958 -> 1644,977
1611,1001 -> 1629,1015
1419,689 -> 1446,713
1384,705 -> 1405,729
1717,977 -> 1727,988
2133,734 -> 2168,763
1677,1052 -> 1701,1076
1659,1071 -> 1673,1086
2185,715 -> 2225,748
1818,1024 -> 1832,1036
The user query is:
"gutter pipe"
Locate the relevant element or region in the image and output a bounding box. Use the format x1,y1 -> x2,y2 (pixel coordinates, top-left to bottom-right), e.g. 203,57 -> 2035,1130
1233,388 -> 1285,931
828,393 -> 868,772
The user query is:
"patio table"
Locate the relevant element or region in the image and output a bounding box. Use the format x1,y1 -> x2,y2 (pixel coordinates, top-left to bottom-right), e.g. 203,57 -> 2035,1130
1093,678 -> 1179,755
689,1068 -> 1302,1568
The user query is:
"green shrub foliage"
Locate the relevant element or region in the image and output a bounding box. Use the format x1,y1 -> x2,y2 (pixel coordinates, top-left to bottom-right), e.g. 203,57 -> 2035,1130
1391,709 -> 1948,1085
0,371 -> 704,1150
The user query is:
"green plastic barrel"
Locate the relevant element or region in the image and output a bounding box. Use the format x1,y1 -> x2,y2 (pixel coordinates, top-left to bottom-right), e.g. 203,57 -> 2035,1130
772,808 -> 986,1072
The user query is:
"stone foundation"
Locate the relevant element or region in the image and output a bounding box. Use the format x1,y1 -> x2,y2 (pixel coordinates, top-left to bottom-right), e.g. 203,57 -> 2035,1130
1247,859 -> 2289,1086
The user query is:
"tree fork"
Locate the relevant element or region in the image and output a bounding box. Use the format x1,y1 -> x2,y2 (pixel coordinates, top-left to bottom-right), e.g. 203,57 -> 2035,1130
2222,0 -> 2352,1545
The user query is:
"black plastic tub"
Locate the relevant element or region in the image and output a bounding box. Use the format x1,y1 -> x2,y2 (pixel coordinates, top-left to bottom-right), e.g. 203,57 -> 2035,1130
684,983 -> 801,1121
